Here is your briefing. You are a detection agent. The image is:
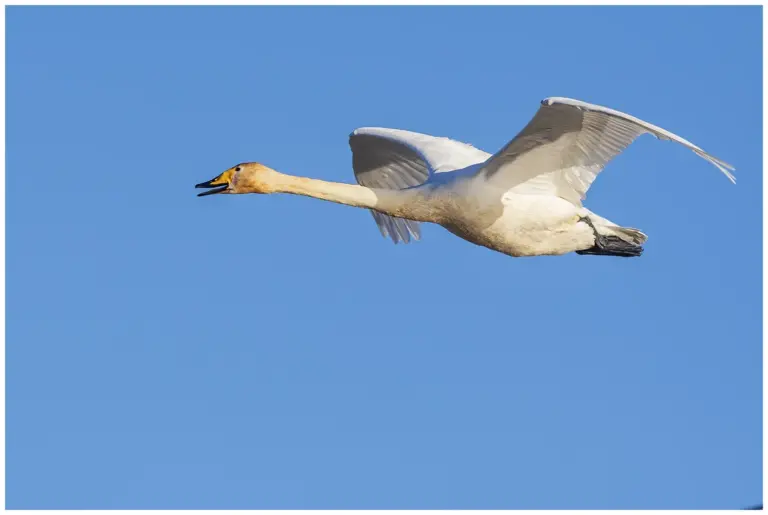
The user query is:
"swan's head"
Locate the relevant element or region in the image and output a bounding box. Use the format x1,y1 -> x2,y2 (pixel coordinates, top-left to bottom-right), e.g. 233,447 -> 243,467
195,162 -> 281,196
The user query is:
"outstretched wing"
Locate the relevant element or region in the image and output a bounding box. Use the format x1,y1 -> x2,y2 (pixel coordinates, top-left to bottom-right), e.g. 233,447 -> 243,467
349,127 -> 490,243
480,97 -> 736,206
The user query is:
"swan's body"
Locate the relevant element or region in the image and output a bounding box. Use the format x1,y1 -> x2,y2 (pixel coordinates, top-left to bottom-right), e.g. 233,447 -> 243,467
196,97 -> 735,258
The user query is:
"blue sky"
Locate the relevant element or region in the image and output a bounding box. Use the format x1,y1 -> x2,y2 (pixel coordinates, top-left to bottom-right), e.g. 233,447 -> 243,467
6,5 -> 762,509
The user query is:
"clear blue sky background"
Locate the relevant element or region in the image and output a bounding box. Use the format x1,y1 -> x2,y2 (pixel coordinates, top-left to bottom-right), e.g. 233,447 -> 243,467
6,6 -> 762,509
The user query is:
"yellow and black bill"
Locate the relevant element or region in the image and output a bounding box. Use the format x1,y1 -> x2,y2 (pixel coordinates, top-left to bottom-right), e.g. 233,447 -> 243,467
195,170 -> 234,197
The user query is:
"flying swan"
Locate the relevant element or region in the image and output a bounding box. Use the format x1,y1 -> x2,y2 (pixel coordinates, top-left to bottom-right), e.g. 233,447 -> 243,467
195,97 -> 735,258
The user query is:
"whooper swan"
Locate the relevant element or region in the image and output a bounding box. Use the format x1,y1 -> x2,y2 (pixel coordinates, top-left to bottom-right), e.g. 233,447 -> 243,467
195,97 -> 735,258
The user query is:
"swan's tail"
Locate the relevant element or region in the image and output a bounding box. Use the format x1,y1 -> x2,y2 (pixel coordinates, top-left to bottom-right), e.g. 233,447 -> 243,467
604,225 -> 648,246
576,213 -> 647,257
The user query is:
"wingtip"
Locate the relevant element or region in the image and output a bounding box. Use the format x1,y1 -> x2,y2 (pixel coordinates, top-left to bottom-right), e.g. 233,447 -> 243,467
714,156 -> 737,173
693,149 -> 736,183
717,162 -> 737,184
718,164 -> 737,184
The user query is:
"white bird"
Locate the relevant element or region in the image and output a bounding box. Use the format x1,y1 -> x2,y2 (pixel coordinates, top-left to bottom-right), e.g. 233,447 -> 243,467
196,97 -> 735,258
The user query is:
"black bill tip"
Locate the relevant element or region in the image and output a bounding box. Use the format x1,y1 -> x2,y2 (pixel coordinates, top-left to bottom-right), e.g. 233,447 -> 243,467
197,185 -> 228,197
196,179 -> 229,197
195,179 -> 217,189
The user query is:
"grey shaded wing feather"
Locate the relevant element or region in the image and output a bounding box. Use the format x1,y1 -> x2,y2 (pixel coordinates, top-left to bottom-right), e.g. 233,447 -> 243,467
349,133 -> 429,244
482,97 -> 736,205
349,127 -> 492,243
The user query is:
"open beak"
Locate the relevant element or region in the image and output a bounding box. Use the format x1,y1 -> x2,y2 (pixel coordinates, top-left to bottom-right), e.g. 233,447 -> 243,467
195,179 -> 229,197
196,169 -> 236,197
195,170 -> 232,197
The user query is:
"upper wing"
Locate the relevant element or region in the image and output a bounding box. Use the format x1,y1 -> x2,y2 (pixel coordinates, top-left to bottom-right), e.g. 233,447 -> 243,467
480,97 -> 736,205
349,127 -> 491,243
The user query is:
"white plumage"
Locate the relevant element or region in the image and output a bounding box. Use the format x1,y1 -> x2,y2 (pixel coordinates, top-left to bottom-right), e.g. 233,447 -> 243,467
347,97 -> 734,255
197,97 -> 735,258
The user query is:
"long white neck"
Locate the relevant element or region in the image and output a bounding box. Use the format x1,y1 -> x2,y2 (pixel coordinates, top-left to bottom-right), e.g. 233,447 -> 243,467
271,174 -> 435,222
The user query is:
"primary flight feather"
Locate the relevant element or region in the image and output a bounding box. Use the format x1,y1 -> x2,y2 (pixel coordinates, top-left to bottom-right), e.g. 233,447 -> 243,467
196,97 -> 735,258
